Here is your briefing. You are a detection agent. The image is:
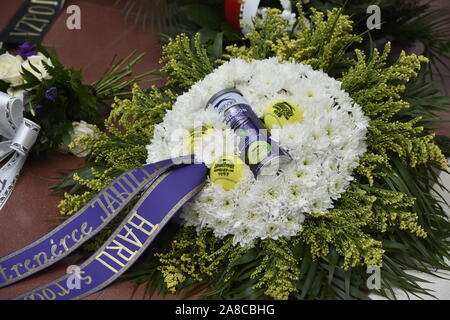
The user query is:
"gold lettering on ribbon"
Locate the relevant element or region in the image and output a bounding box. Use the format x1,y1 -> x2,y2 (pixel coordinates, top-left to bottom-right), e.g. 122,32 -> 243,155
56,271 -> 92,298
58,234 -> 71,252
55,221 -> 91,254
33,251 -> 49,267
55,282 -> 70,297
92,196 -> 113,222
117,175 -> 138,192
95,251 -> 124,273
24,259 -> 36,272
1,168 -> 161,287
0,265 -> 12,282
42,288 -> 56,300
95,212 -> 158,273
9,30 -> 40,37
81,221 -> 93,236
10,22 -> 43,36
105,240 -> 138,263
117,225 -> 143,247
0,221 -> 93,285
92,191 -> 121,223
71,229 -> 81,243
50,238 -> 63,258
128,211 -> 157,236
103,191 -> 122,213
10,263 -> 23,278
22,13 -> 51,24
28,5 -> 56,16
128,168 -> 152,187
24,292 -> 45,300
25,272 -> 92,300
109,185 -> 130,203
92,170 -> 154,223
80,271 -> 93,285
18,19 -> 46,32
8,0 -> 60,37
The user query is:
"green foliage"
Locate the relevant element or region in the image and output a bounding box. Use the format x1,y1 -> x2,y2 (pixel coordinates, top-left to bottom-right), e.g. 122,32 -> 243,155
115,0 -> 450,83
114,0 -> 240,46
179,2 -> 241,46
56,6 -> 450,300
304,0 -> 450,84
93,85 -> 176,171
251,239 -> 300,300
12,45 -> 98,155
222,5 -> 361,71
160,33 -> 216,90
3,43 -> 156,156
92,50 -> 157,100
276,6 -> 361,72
55,84 -> 176,250
340,43 -> 448,184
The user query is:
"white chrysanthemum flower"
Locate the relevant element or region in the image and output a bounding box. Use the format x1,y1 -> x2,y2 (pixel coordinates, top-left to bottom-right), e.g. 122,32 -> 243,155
191,129 -> 240,167
67,121 -> 98,157
146,58 -> 369,246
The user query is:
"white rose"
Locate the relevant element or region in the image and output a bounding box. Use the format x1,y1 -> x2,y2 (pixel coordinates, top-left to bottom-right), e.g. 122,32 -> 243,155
21,53 -> 53,81
68,121 -> 98,157
6,88 -> 26,103
0,53 -> 24,85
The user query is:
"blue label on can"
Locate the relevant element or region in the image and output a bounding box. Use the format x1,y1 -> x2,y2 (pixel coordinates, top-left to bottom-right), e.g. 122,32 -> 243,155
207,89 -> 292,177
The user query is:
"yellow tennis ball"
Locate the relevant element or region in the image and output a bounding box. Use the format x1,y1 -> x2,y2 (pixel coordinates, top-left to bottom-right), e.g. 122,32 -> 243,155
184,125 -> 214,153
263,100 -> 303,129
210,155 -> 245,191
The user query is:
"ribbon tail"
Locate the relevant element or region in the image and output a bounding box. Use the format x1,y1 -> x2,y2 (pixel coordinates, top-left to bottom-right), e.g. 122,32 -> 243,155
0,157 -> 192,288
0,152 -> 26,211
13,163 -> 208,300
0,92 -> 41,210
0,141 -> 13,162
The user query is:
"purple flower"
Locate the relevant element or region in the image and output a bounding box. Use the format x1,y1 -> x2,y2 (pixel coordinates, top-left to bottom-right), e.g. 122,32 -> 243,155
45,87 -> 57,101
34,104 -> 44,115
18,42 -> 38,59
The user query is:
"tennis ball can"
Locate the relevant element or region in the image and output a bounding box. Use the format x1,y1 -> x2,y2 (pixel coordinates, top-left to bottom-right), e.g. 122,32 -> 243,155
206,88 -> 292,177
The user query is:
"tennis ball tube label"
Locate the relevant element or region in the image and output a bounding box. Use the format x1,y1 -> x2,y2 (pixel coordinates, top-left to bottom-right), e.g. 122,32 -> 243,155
248,140 -> 272,164
206,88 -> 292,177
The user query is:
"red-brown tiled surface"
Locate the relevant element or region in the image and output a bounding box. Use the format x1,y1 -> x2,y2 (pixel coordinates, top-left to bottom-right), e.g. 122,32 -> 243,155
0,0 -> 449,301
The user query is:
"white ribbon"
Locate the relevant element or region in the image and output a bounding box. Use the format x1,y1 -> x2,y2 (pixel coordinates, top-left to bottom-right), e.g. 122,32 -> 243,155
239,0 -> 298,34
240,0 -> 261,35
0,92 -> 40,210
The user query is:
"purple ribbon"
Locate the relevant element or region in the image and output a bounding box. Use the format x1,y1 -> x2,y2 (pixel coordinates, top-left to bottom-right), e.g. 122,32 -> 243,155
0,155 -> 205,299
13,163 -> 207,300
